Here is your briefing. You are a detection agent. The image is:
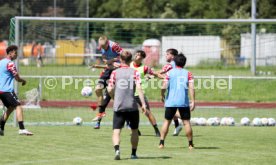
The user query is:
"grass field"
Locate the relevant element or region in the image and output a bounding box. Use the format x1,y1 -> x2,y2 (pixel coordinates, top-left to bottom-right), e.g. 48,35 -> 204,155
18,65 -> 276,102
1,108 -> 276,165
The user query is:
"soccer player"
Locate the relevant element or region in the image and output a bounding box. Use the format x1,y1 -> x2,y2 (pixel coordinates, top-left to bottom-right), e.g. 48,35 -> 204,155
0,45 -> 33,136
159,53 -> 195,149
129,50 -> 160,137
92,35 -> 123,129
107,50 -> 148,160
158,48 -> 183,136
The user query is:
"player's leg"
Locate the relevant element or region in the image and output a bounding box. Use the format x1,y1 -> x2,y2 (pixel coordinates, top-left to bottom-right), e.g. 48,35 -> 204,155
16,105 -> 33,135
127,111 -> 140,159
112,111 -> 125,160
135,96 -> 160,136
173,111 -> 182,136
93,69 -> 112,122
159,107 -> 177,148
179,107 -> 193,150
0,107 -> 14,136
94,89 -> 111,129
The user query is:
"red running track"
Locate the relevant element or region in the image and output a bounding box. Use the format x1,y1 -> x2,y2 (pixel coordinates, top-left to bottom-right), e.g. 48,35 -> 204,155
38,101 -> 276,109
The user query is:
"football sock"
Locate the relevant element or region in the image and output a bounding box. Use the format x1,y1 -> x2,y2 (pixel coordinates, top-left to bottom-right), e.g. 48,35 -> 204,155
174,119 -> 179,128
114,145 -> 120,152
98,106 -> 105,113
159,140 -> 164,145
189,140 -> 193,147
18,121 -> 25,130
0,117 -> 6,131
131,148 -> 137,156
97,119 -> 102,124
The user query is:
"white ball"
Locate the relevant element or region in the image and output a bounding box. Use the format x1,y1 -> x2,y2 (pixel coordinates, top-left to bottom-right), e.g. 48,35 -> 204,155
226,117 -> 235,126
220,117 -> 227,126
197,117 -> 207,126
207,118 -> 216,126
81,86 -> 93,97
73,117 -> 83,125
190,118 -> 198,125
213,117 -> 221,126
261,118 -> 269,126
268,118 -> 276,126
252,118 -> 262,126
240,117 -> 250,126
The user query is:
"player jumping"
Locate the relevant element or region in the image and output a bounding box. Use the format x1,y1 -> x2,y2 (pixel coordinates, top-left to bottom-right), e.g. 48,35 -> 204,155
91,36 -> 123,129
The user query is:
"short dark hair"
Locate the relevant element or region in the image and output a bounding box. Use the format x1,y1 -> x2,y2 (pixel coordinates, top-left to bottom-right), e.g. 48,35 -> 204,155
166,48 -> 178,56
174,53 -> 186,67
135,50 -> 146,58
120,51 -> 132,64
6,45 -> 18,54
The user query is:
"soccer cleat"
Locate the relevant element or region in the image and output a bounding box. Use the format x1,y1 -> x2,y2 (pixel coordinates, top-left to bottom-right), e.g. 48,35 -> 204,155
18,129 -> 33,136
92,112 -> 106,121
0,129 -> 4,136
173,125 -> 182,136
94,122 -> 100,129
130,155 -> 138,159
159,144 -> 164,149
114,150 -> 120,160
189,145 -> 194,150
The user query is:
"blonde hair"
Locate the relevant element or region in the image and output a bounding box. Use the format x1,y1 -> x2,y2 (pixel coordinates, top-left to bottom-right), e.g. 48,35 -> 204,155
98,35 -> 108,46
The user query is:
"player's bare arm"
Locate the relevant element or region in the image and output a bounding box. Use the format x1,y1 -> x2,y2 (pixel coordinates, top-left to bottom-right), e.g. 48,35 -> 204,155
189,81 -> 195,111
14,74 -> 26,86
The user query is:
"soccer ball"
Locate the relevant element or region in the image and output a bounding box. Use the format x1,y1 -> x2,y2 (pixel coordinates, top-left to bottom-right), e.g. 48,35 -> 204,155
197,117 -> 207,126
226,117 -> 235,126
268,118 -> 276,126
81,86 -> 93,97
261,118 -> 269,126
240,117 -> 250,126
190,118 -> 198,126
220,117 -> 227,126
73,117 -> 83,125
252,118 -> 262,126
213,117 -> 221,126
207,118 -> 216,126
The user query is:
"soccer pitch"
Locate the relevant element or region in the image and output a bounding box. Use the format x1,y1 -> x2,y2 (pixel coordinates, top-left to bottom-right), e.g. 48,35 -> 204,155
1,108 -> 276,165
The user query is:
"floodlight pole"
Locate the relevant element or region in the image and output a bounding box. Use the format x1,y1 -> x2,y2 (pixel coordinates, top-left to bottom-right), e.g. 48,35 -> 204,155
251,0 -> 257,75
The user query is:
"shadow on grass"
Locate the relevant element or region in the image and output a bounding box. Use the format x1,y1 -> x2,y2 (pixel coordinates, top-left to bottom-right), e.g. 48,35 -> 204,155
195,147 -> 220,149
121,156 -> 172,160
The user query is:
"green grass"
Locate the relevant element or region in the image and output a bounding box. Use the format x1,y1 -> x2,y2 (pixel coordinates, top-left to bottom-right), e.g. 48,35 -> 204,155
18,65 -> 276,102
1,108 -> 276,165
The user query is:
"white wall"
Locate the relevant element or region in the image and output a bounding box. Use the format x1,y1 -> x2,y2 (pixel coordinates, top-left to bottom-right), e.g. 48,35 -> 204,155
161,36 -> 221,66
241,33 -> 276,66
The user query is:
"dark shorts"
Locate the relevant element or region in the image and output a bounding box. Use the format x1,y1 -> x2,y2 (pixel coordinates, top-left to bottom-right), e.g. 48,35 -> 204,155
97,69 -> 114,88
113,111 -> 139,129
134,96 -> 150,110
165,107 -> 190,120
0,92 -> 21,108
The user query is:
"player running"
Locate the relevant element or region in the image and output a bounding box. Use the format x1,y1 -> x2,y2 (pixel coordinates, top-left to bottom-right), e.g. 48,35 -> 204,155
0,45 -> 33,136
159,53 -> 195,150
129,50 -> 160,137
91,36 -> 123,129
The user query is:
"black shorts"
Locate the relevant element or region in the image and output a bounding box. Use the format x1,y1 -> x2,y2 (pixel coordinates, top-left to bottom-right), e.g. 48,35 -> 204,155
0,92 -> 21,108
113,111 -> 139,129
165,107 -> 190,120
134,96 -> 150,110
97,69 -> 114,88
